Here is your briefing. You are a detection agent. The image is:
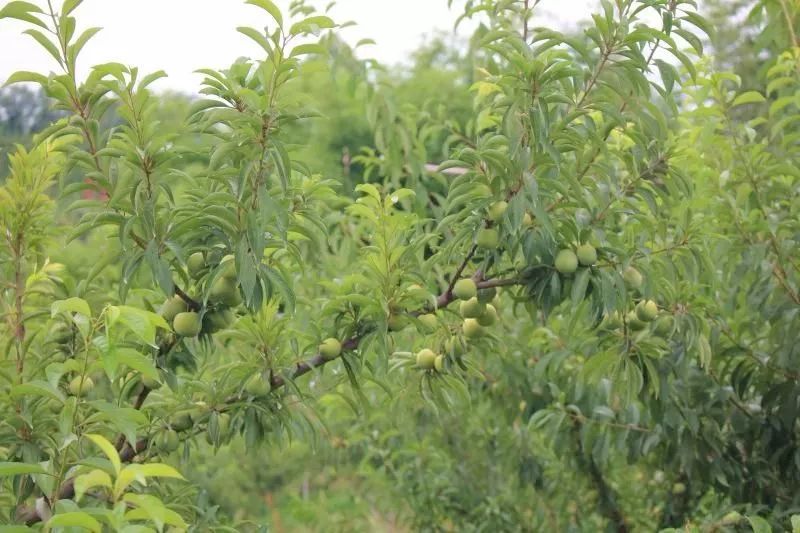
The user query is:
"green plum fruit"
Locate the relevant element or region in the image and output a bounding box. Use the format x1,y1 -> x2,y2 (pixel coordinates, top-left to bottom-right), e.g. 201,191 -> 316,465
187,252 -> 206,279
245,374 -> 270,396
477,304 -> 498,326
555,249 -> 578,274
68,376 -> 94,397
463,318 -> 484,339
636,300 -> 658,322
173,312 -> 202,337
626,312 -> 647,331
319,338 -> 342,360
210,277 -> 242,307
623,266 -> 643,290
157,429 -> 180,452
416,348 -> 437,370
161,296 -> 187,322
487,200 -> 508,221
476,228 -> 499,249
460,297 -> 486,319
453,278 -> 477,300
576,244 -> 597,266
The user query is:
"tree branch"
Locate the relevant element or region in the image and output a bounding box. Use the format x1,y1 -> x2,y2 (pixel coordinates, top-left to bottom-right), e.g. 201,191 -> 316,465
14,270 -> 524,523
571,417 -> 630,533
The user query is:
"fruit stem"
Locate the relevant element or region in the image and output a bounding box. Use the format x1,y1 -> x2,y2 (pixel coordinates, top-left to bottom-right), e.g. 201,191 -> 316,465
444,244 -> 478,299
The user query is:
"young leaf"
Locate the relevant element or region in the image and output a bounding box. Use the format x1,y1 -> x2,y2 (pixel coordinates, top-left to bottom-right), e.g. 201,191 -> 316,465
45,512 -> 102,533
52,297 -> 91,319
85,433 -> 122,476
731,91 -> 766,108
74,469 -> 113,501
245,0 -> 283,27
0,462 -> 47,477
0,1 -> 47,29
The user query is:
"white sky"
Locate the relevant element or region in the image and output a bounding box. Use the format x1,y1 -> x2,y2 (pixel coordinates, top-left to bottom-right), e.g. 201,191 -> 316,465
0,0 -> 598,92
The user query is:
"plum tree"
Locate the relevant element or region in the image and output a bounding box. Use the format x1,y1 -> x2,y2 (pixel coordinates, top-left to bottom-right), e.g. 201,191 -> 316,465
1,0 -> 798,530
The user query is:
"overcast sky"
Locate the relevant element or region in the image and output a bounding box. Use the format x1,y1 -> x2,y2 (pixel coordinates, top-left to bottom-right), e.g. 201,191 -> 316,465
0,0 -> 597,92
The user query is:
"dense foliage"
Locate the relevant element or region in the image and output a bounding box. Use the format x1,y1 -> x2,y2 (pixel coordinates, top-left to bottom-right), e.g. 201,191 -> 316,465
1,0 -> 799,531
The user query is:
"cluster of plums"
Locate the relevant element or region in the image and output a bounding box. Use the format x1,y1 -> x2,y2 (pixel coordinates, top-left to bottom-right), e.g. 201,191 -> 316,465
162,252 -> 240,338
605,266 -> 675,336
155,406 -> 232,453
414,278 -> 500,372
554,243 -> 598,273
552,242 -> 675,337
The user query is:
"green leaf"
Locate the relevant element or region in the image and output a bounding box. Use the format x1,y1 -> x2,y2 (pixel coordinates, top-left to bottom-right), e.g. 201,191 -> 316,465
67,26 -> 101,68
62,0 -> 85,15
133,463 -> 185,480
85,433 -> 121,476
0,1 -> 42,15
245,0 -> 283,27
696,334 -> 712,369
106,305 -> 169,346
115,463 -> 184,498
290,43 -> 326,57
74,469 -> 113,501
10,380 -> 65,403
0,1 -> 46,28
0,462 -> 47,477
746,515 -> 772,533
289,16 -> 335,36
731,91 -> 765,107
570,268 -> 591,304
52,297 -> 91,319
115,349 -> 159,381
23,29 -> 63,65
3,70 -> 49,87
237,27 -> 273,54
85,405 -> 146,449
45,512 -> 102,533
